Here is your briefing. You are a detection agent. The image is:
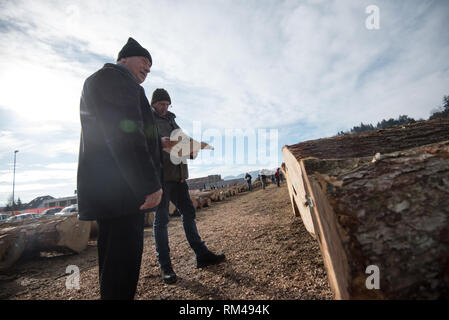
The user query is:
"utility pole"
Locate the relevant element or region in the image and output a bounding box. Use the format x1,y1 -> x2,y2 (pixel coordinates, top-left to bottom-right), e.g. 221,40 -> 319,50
12,150 -> 19,210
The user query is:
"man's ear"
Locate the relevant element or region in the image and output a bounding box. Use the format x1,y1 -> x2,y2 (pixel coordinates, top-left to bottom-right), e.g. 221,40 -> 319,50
119,57 -> 127,64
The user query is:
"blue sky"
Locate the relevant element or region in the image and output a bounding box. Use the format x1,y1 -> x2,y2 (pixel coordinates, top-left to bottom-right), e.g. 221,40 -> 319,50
1,0 -> 448,204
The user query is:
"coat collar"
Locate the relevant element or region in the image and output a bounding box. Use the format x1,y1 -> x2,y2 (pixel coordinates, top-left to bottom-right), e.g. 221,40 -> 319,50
153,109 -> 176,121
103,62 -> 139,84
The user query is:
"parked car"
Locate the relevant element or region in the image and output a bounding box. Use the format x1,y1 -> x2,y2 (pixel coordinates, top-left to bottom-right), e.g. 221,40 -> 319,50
0,213 -> 11,223
41,207 -> 63,216
56,204 -> 78,216
6,213 -> 40,223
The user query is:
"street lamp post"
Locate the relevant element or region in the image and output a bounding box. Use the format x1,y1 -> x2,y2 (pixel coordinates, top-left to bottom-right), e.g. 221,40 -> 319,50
12,150 -> 19,210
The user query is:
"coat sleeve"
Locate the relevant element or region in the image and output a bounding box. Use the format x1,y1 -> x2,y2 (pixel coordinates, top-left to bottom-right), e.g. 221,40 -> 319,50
87,68 -> 162,202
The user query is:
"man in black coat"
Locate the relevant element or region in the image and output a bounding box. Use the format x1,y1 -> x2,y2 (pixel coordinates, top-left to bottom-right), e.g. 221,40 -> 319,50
245,172 -> 252,191
150,88 -> 226,284
77,37 -> 166,299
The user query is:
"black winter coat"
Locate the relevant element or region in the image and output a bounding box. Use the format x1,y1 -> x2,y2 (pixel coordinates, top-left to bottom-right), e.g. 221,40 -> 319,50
153,111 -> 189,182
77,63 -> 162,221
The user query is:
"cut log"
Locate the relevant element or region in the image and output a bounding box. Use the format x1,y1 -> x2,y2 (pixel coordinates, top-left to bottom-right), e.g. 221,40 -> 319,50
195,191 -> 217,201
199,197 -> 212,208
169,201 -> 177,214
252,181 -> 262,189
0,214 -> 91,271
216,192 -> 225,201
195,191 -> 215,197
191,196 -> 200,209
283,119 -> 449,238
144,211 -> 154,227
286,118 -> 449,160
282,119 -> 449,299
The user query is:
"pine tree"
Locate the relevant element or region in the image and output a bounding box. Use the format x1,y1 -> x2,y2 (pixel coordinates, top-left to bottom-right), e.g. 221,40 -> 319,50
429,95 -> 449,120
4,194 -> 14,211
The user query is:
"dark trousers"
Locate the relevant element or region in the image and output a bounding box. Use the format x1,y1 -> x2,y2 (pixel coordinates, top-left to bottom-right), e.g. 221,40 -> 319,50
97,213 -> 145,300
153,181 -> 209,267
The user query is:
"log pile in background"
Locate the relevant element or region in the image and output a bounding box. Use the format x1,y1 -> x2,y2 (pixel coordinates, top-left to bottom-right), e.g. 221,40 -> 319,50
0,214 -> 91,271
186,180 -> 261,211
282,118 -> 449,299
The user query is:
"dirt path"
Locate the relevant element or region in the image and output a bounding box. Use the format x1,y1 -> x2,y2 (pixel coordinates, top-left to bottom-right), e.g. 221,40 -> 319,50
0,183 -> 333,300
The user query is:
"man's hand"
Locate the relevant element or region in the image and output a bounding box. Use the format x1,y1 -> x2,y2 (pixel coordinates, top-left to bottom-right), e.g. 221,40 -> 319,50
161,136 -> 179,150
140,188 -> 163,210
189,150 -> 199,159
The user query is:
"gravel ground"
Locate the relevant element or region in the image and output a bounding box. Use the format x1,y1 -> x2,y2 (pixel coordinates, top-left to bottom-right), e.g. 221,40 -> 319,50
0,183 -> 333,300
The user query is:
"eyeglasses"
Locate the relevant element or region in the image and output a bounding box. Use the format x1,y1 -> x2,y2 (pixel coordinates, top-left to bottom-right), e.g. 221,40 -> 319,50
157,102 -> 171,108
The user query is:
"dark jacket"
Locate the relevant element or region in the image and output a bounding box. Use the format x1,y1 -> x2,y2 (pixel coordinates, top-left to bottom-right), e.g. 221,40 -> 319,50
153,111 -> 189,182
77,63 -> 162,221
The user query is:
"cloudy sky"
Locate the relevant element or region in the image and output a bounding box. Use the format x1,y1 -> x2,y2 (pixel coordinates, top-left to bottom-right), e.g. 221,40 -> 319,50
0,0 -> 448,204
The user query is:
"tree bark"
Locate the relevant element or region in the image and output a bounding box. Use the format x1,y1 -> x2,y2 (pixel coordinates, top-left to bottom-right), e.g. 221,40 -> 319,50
283,119 -> 449,237
282,119 -> 449,299
0,214 -> 91,271
286,119 -> 449,160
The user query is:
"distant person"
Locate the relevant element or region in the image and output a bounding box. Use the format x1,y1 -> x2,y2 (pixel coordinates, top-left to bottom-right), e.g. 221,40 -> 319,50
260,171 -> 267,190
77,37 -> 166,300
151,88 -> 225,284
275,168 -> 281,187
245,173 -> 252,191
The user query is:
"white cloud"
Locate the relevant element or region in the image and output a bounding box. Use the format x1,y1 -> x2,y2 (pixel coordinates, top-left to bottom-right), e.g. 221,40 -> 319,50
0,162 -> 77,203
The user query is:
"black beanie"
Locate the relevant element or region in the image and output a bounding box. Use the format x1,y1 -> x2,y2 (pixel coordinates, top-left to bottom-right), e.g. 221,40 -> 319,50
151,88 -> 171,105
117,37 -> 152,64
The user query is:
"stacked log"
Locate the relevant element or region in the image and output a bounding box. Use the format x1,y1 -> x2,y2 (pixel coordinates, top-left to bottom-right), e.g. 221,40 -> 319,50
191,196 -> 201,209
188,182 -> 256,210
199,197 -> 212,208
169,201 -> 177,214
0,214 -> 91,271
282,118 -> 449,299
144,211 -> 155,227
215,192 -> 226,201
90,221 -> 98,239
181,177 -> 267,213
196,191 -> 219,201
252,180 -> 262,189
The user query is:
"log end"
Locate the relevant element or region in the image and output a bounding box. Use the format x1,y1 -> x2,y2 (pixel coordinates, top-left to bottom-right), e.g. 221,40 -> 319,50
55,215 -> 91,253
